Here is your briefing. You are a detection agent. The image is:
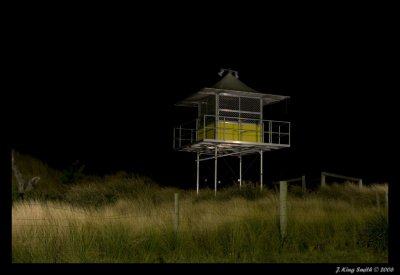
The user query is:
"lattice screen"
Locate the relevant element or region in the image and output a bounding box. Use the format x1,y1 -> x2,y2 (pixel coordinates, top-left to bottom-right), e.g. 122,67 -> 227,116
218,95 -> 261,122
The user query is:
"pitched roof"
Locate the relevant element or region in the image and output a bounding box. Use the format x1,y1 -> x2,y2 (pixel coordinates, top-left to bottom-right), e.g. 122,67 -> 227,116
175,71 -> 289,107
211,72 -> 258,93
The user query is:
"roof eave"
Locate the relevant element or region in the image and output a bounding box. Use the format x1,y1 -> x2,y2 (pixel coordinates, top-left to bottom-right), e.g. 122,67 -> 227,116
175,87 -> 289,107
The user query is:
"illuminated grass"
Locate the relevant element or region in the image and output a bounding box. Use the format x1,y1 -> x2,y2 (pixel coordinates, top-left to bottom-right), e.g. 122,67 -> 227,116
12,187 -> 388,263
11,152 -> 388,263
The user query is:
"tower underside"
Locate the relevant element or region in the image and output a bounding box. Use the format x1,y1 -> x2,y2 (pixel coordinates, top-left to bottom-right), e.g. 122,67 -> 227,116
176,138 -> 289,156
173,121 -> 290,196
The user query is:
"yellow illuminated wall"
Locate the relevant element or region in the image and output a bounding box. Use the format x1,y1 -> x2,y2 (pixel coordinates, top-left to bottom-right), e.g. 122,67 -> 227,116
197,121 -> 262,143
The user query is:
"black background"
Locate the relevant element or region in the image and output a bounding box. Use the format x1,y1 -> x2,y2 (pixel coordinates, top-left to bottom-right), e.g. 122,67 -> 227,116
4,3 -> 399,270
9,17 -> 396,188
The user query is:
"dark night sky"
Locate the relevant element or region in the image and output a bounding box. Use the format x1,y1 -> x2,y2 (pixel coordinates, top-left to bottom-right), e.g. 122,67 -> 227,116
4,7 -> 399,269
9,12 -> 397,189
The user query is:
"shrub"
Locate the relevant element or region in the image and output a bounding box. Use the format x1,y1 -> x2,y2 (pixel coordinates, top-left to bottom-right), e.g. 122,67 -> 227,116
61,160 -> 85,185
360,213 -> 388,251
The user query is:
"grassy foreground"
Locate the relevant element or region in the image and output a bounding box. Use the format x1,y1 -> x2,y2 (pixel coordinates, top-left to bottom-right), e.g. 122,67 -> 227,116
11,152 -> 388,263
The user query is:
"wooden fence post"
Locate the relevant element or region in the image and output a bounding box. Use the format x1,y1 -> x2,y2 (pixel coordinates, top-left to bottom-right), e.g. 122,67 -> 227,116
385,190 -> 389,225
385,190 -> 388,211
321,172 -> 326,188
174,193 -> 179,234
280,181 -> 287,238
376,192 -> 380,211
301,175 -> 306,194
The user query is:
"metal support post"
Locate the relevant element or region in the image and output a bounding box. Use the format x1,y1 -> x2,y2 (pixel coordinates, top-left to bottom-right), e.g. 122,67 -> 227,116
260,150 -> 263,192
269,121 -> 272,143
214,146 -> 218,196
239,154 -> 242,189
196,152 -> 200,196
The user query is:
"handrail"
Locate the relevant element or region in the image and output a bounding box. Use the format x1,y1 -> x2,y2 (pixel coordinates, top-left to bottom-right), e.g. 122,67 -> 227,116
173,115 -> 290,149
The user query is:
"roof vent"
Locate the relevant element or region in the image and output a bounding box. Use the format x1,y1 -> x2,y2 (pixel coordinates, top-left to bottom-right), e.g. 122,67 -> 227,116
218,68 -> 239,79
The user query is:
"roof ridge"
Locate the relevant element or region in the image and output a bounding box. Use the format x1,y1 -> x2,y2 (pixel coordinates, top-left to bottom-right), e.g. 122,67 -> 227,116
211,71 -> 258,93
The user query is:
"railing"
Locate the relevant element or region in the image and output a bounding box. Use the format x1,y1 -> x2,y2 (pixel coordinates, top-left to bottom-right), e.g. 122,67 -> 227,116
321,172 -> 363,188
173,115 -> 290,149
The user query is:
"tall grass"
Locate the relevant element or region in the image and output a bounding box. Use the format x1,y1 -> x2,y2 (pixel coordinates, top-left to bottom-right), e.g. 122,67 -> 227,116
12,186 -> 388,263
11,152 -> 388,263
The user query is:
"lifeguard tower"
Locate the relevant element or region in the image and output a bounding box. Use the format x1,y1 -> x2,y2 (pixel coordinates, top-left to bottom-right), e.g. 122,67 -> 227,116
173,69 -> 290,195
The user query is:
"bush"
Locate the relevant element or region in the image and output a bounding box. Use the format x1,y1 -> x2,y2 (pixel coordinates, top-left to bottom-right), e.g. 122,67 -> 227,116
360,213 -> 388,251
61,160 -> 85,185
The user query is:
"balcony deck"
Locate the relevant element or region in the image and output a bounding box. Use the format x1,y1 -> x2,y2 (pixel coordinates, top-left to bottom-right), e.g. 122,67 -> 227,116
174,115 -> 290,156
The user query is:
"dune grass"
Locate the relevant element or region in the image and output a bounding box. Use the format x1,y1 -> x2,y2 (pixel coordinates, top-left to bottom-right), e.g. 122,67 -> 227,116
11,152 -> 388,263
12,186 -> 388,263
